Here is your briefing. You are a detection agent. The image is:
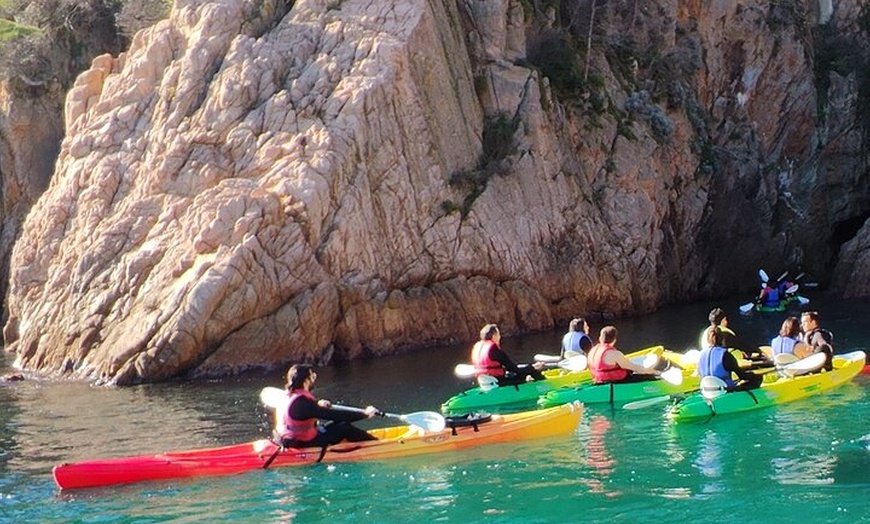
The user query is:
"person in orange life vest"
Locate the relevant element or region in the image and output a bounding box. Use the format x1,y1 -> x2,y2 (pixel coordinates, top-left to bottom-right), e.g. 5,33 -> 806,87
275,364 -> 378,448
800,311 -> 835,371
471,324 -> 546,385
588,326 -> 660,384
699,326 -> 762,391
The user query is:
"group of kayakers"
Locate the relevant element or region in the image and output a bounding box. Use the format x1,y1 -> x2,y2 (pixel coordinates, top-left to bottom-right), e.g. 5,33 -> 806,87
698,307 -> 835,390
272,307 -> 835,450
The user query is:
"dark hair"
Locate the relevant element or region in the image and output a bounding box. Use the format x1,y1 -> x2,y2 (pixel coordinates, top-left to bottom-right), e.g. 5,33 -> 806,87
780,316 -> 800,338
801,311 -> 819,322
708,307 -> 726,325
286,364 -> 314,389
599,325 -> 618,344
706,326 -> 726,347
569,318 -> 585,332
480,324 -> 499,341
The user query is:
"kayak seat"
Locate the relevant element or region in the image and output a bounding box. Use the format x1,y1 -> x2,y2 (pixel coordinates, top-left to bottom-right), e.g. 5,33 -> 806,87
444,413 -> 493,435
700,376 -> 728,400
773,353 -> 799,366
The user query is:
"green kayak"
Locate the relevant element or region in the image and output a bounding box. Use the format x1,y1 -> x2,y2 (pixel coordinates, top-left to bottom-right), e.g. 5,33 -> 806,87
441,346 -> 663,415
536,349 -> 700,409
668,351 -> 866,422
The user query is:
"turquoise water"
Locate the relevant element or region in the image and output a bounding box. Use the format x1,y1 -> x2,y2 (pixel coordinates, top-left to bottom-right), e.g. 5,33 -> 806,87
2,297 -> 868,523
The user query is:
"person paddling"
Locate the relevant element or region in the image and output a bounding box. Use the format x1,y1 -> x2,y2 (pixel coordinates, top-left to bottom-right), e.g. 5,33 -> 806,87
699,327 -> 762,391
800,311 -> 835,371
471,324 -> 545,385
587,326 -> 661,384
274,365 -> 378,448
770,316 -> 810,357
561,317 -> 593,357
700,307 -> 764,360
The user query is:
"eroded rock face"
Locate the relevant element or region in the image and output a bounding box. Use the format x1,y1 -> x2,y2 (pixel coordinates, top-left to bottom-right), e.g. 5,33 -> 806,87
3,0 -> 868,383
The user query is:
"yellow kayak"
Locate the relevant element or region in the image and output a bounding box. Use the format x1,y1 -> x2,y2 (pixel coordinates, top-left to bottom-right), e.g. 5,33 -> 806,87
668,351 -> 866,422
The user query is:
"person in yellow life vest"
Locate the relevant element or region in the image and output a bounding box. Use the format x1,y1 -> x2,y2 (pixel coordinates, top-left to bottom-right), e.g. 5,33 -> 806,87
274,365 -> 378,448
699,307 -> 764,360
588,326 -> 660,384
471,324 -> 546,385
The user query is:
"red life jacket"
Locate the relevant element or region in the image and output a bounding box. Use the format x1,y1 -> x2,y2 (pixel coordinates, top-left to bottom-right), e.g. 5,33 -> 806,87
471,340 -> 505,378
589,342 -> 630,383
277,388 -> 318,442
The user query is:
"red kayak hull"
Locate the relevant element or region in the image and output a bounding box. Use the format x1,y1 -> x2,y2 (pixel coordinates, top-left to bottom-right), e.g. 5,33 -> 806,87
53,402 -> 582,490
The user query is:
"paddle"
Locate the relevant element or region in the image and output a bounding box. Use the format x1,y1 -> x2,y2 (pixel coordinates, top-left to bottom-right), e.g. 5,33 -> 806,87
453,354 -> 588,379
259,387 -> 446,433
759,268 -> 769,283
533,351 -> 582,362
640,353 -> 684,385
739,301 -> 755,313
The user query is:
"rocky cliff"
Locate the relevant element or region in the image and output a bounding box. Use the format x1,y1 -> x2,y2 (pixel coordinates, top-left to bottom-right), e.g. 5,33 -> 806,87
3,0 -> 868,384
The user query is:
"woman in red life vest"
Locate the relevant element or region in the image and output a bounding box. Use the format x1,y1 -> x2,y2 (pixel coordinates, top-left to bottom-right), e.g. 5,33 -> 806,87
588,326 -> 660,383
471,324 -> 545,385
274,364 -> 378,447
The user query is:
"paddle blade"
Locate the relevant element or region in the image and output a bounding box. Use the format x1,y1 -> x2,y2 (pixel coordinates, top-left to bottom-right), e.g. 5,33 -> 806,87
623,395 -> 672,410
454,363 -> 477,378
642,353 -> 660,368
785,283 -> 799,294
659,367 -> 683,385
682,349 -> 701,365
534,353 -> 563,363
559,355 -> 588,372
401,412 -> 446,433
797,295 -> 810,305
260,387 -> 286,409
759,269 -> 769,282
739,302 -> 755,314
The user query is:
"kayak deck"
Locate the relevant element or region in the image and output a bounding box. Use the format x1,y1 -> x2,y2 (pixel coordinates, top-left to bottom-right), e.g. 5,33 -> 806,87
668,351 -> 865,422
53,402 -> 582,490
536,349 -> 700,408
441,346 -> 663,415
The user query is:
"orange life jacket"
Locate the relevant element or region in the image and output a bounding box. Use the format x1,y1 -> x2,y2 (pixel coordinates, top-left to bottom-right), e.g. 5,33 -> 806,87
589,342 -> 630,383
471,340 -> 505,377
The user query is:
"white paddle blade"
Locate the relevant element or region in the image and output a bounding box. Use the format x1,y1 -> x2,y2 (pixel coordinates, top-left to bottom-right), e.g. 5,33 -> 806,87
534,353 -> 563,363
659,367 -> 683,385
623,395 -> 672,410
682,349 -> 701,365
785,283 -> 799,294
260,387 -> 286,409
739,302 -> 755,313
401,412 -> 447,433
700,376 -> 728,400
797,295 -> 810,305
477,375 -> 499,392
559,355 -> 588,372
454,363 -> 477,378
759,269 -> 769,282
642,353 -> 660,368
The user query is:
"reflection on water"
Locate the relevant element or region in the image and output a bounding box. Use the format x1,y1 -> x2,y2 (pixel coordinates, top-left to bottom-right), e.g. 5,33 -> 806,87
578,414 -> 622,496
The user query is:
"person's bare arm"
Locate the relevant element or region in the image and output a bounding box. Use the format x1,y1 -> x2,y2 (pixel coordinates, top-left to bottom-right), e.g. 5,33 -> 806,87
608,351 -> 659,375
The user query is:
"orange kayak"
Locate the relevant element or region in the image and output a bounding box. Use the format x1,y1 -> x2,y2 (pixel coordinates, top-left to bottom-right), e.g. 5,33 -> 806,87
53,402 -> 582,490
